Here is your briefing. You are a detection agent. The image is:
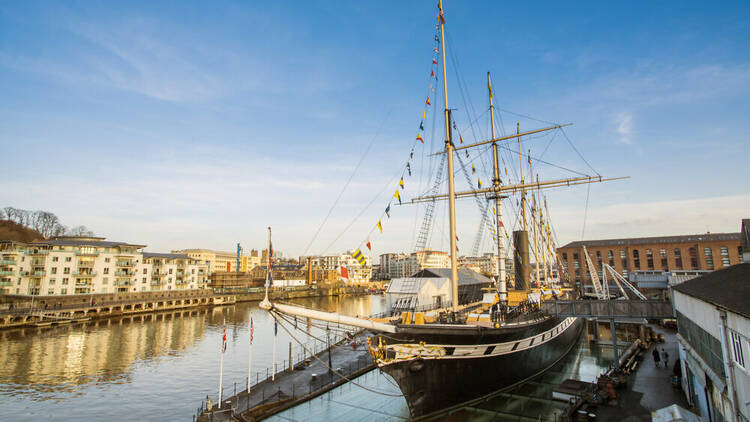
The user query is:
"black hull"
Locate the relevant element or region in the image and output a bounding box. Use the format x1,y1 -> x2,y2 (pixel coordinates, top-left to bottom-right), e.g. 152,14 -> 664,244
378,317 -> 583,419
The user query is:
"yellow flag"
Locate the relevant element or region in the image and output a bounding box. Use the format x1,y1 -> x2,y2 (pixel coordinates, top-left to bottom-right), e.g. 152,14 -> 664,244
492,207 -> 496,215
399,177 -> 404,189
377,220 -> 383,233
422,110 -> 426,119
394,189 -> 401,204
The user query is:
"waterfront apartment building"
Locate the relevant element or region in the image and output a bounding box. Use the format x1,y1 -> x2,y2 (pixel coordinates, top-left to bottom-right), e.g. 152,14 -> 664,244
556,232 -> 743,284
458,253 -> 500,277
0,237 -> 208,296
300,253 -> 373,284
379,250 -> 451,279
171,248 -> 260,273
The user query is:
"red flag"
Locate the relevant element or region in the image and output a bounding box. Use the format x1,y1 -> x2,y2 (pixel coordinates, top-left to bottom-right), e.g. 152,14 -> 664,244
340,266 -> 349,279
499,220 -> 504,227
439,4 -> 445,23
416,133 -> 424,143
430,70 -> 435,77
366,240 -> 372,250
460,134 -> 463,144
432,58 -> 437,65
434,46 -> 439,53
426,97 -> 431,106
222,326 -> 227,353
250,318 -> 254,343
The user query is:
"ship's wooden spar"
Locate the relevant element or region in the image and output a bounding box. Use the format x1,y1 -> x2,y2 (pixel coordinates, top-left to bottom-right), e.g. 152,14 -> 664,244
259,300 -> 397,333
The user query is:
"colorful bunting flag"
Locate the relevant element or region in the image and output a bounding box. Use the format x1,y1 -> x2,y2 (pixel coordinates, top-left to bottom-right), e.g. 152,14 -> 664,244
377,220 -> 383,233
460,134 -> 463,144
366,239 -> 372,251
352,249 -> 366,266
394,189 -> 401,205
410,148 -> 414,159
435,35 -> 439,42
419,121 -> 424,131
399,177 -> 404,189
406,162 -> 411,176
422,110 -> 426,119
478,178 -> 482,188
433,46 -> 439,53
416,133 -> 424,143
432,58 -> 437,65
385,204 -> 391,218
471,164 -> 475,174
438,3 -> 445,23
430,70 -> 435,77
492,207 -> 496,215
340,265 -> 349,279
465,150 -> 469,158
426,97 -> 431,106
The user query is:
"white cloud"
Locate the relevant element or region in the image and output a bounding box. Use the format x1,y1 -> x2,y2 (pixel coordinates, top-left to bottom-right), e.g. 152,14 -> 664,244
615,112 -> 634,144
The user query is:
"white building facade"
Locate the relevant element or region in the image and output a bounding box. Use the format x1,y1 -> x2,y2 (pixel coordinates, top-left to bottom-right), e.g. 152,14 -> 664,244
673,264 -> 750,422
0,237 -> 209,296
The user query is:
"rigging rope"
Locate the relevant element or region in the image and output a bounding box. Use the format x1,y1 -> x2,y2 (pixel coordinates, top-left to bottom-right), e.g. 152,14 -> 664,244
271,311 -> 404,397
303,110 -> 393,257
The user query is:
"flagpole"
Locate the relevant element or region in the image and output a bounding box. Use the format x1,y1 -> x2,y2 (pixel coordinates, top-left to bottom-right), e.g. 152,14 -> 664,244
272,317 -> 278,381
247,317 -> 253,393
260,227 -> 272,309
218,321 -> 226,409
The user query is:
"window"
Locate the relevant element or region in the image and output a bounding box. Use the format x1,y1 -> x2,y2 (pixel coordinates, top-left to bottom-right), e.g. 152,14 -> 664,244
739,246 -> 744,263
721,246 -> 729,256
142,277 -> 146,283
102,278 -> 108,285
674,248 -> 682,269
143,268 -> 148,274
104,268 -> 109,274
105,258 -> 110,263
48,289 -> 54,295
63,267 -> 70,274
65,257 -> 71,262
607,250 -> 614,266
688,247 -> 698,269
632,250 -> 640,269
50,278 -> 55,285
562,252 -> 568,260
646,249 -> 654,269
51,267 -> 57,274
659,249 -> 667,269
730,331 -> 746,369
52,256 -> 59,262
620,250 -> 626,259
63,277 -> 69,284
720,246 -> 730,266
705,247 -> 714,268
169,269 -> 173,274
61,288 -> 67,294
622,269 -> 628,279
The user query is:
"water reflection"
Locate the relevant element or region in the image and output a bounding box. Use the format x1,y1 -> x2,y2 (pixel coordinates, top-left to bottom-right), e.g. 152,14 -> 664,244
0,294 -> 386,421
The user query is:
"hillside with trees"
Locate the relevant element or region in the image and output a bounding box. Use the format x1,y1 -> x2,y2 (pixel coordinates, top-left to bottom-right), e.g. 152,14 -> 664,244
0,206 -> 95,241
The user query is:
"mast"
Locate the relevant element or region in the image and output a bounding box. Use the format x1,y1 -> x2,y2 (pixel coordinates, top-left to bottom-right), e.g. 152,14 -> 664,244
529,153 -> 540,286
438,0 -> 459,312
487,72 -> 506,305
518,123 -> 527,232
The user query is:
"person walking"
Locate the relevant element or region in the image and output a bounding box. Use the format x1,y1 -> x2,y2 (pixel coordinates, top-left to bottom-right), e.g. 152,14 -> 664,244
652,347 -> 661,367
661,348 -> 669,368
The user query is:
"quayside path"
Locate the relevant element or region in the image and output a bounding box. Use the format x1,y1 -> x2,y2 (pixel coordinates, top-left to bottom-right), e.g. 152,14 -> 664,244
196,331 -> 376,422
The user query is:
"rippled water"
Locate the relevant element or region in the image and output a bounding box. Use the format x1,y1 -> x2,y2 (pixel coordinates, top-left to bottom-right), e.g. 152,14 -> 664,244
0,294 -> 387,421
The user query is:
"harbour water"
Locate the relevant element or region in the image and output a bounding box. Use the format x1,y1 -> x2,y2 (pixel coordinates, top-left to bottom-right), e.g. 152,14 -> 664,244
0,294 -> 387,421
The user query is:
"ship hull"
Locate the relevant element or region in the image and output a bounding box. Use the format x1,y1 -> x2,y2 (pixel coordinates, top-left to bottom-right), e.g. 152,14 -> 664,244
377,316 -> 583,419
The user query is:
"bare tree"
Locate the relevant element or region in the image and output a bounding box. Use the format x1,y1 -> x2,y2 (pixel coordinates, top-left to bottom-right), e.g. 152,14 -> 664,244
67,225 -> 94,237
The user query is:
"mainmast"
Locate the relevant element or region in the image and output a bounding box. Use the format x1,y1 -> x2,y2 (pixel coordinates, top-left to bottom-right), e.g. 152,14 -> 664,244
487,72 -> 506,305
438,0 -> 459,312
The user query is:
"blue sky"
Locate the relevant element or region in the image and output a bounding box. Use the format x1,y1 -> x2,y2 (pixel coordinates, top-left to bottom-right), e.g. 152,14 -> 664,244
1,1 -> 748,258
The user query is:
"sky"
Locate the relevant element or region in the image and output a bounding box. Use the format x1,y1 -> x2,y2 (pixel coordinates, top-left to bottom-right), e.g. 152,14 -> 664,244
1,1 -> 749,258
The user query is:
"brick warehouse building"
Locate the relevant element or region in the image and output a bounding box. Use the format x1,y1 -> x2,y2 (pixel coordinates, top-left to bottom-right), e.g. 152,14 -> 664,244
557,232 -> 743,284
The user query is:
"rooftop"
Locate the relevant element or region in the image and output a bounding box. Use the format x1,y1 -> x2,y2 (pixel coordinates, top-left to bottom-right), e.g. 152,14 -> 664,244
673,263 -> 750,319
413,267 -> 492,285
33,236 -> 146,249
560,232 -> 740,249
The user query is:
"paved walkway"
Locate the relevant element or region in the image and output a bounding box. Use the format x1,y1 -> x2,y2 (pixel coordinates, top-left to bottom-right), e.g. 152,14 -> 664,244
199,332 -> 374,422
597,324 -> 692,421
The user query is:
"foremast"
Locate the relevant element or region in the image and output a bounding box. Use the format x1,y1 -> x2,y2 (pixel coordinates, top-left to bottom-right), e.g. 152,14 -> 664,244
487,72 -> 506,305
438,0 -> 460,312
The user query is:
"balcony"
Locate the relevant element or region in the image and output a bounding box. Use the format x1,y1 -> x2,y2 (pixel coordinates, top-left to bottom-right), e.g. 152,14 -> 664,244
115,270 -> 133,276
75,251 -> 100,256
114,279 -> 132,286
150,280 -> 164,285
26,270 -> 46,277
75,282 -> 92,287
116,261 -> 135,267
73,271 -> 97,277
27,250 -> 49,256
0,280 -> 11,286
0,270 -> 14,276
0,259 -> 15,265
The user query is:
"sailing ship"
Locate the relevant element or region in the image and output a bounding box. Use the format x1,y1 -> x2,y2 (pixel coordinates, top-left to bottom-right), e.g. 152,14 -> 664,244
261,1 -> 626,419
